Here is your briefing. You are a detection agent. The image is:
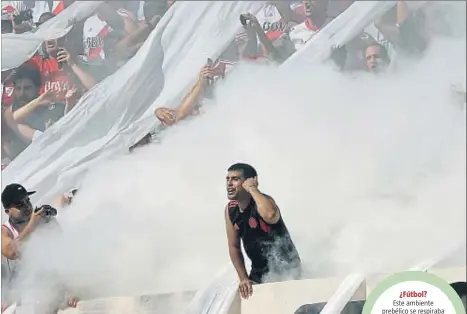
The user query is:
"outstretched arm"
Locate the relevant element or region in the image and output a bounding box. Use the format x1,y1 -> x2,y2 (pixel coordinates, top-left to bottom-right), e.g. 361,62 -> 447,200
225,206 -> 249,281
154,65 -> 211,125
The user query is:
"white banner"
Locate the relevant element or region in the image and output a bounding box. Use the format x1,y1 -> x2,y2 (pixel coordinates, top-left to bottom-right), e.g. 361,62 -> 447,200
2,1 -> 264,208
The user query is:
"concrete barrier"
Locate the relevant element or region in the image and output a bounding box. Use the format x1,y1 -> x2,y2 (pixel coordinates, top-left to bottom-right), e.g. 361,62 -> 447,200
57,266 -> 466,314
428,266 -> 466,284
59,291 -> 196,314
240,276 -> 366,314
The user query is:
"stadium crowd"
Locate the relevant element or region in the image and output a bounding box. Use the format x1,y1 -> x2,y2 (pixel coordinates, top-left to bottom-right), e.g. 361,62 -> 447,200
1,0 -> 464,313
2,0 -> 442,164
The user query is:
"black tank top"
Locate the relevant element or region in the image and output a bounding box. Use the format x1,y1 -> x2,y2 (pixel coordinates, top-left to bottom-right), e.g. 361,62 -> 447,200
228,197 -> 300,279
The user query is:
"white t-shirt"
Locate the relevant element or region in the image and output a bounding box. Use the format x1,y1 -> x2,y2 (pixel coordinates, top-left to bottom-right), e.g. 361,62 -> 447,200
288,20 -> 319,51
31,1 -> 51,23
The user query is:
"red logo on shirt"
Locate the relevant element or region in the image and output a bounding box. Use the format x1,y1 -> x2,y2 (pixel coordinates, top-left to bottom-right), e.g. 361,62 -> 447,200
249,217 -> 258,229
2,84 -> 14,107
4,87 -> 13,97
259,219 -> 271,233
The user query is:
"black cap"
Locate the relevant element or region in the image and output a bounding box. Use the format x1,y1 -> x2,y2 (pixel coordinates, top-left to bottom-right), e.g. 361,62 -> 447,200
1,184 -> 36,209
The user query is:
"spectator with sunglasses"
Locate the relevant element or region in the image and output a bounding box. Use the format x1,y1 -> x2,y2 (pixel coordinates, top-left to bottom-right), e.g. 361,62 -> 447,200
1,184 -> 52,262
1,184 -> 49,307
1,184 -> 69,312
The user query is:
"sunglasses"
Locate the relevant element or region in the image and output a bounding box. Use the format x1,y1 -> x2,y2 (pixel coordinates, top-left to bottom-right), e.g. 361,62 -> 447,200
15,198 -> 32,210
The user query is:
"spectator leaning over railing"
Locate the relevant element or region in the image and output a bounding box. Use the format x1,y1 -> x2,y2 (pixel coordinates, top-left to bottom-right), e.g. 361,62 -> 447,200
28,34 -> 97,94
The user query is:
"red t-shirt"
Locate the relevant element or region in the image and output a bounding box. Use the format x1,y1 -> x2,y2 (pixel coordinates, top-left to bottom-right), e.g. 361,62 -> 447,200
27,56 -> 80,102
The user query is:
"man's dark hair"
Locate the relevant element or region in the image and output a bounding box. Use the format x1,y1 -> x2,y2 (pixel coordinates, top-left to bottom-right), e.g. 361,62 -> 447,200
228,163 -> 257,179
13,66 -> 42,88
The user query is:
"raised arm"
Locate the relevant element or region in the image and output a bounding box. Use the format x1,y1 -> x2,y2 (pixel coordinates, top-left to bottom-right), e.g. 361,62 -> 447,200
242,13 -> 286,63
11,90 -> 56,123
375,1 -> 427,53
57,48 -> 97,90
154,65 -> 210,126
243,178 -> 280,224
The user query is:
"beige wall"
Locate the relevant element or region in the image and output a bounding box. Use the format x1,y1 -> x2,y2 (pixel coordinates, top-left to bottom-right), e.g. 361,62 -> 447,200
58,266 -> 466,314
240,277 -> 366,314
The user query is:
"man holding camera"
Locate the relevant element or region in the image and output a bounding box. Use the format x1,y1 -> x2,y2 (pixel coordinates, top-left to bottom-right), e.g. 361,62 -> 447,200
1,183 -> 59,310
1,184 -> 57,261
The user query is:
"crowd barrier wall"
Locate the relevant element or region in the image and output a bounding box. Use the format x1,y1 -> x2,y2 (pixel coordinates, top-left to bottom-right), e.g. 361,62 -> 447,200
57,266 -> 465,314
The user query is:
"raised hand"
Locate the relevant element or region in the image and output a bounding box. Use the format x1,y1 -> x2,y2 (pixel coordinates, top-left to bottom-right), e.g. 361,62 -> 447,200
242,177 -> 258,193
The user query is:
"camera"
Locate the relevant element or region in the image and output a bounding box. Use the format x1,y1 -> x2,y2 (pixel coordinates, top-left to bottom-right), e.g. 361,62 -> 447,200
13,9 -> 33,24
34,205 -> 58,217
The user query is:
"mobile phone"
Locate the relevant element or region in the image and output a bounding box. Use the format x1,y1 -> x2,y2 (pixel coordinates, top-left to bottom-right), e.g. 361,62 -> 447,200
206,58 -> 213,84
57,47 -> 65,69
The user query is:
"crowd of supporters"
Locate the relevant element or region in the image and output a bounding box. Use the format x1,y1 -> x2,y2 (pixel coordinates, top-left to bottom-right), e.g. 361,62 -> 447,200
128,0 -> 456,150
1,0 -> 171,168
2,0 -> 453,165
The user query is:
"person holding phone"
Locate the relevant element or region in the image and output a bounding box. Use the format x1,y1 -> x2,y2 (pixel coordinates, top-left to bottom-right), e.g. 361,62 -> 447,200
24,32 -> 98,121
239,12 -> 294,63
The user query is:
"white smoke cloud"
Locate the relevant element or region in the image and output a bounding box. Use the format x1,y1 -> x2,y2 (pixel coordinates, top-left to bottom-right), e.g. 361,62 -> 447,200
14,19 -> 466,313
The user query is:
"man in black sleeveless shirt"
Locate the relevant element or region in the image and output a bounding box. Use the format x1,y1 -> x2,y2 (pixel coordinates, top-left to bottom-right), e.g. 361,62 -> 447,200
224,163 -> 301,299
